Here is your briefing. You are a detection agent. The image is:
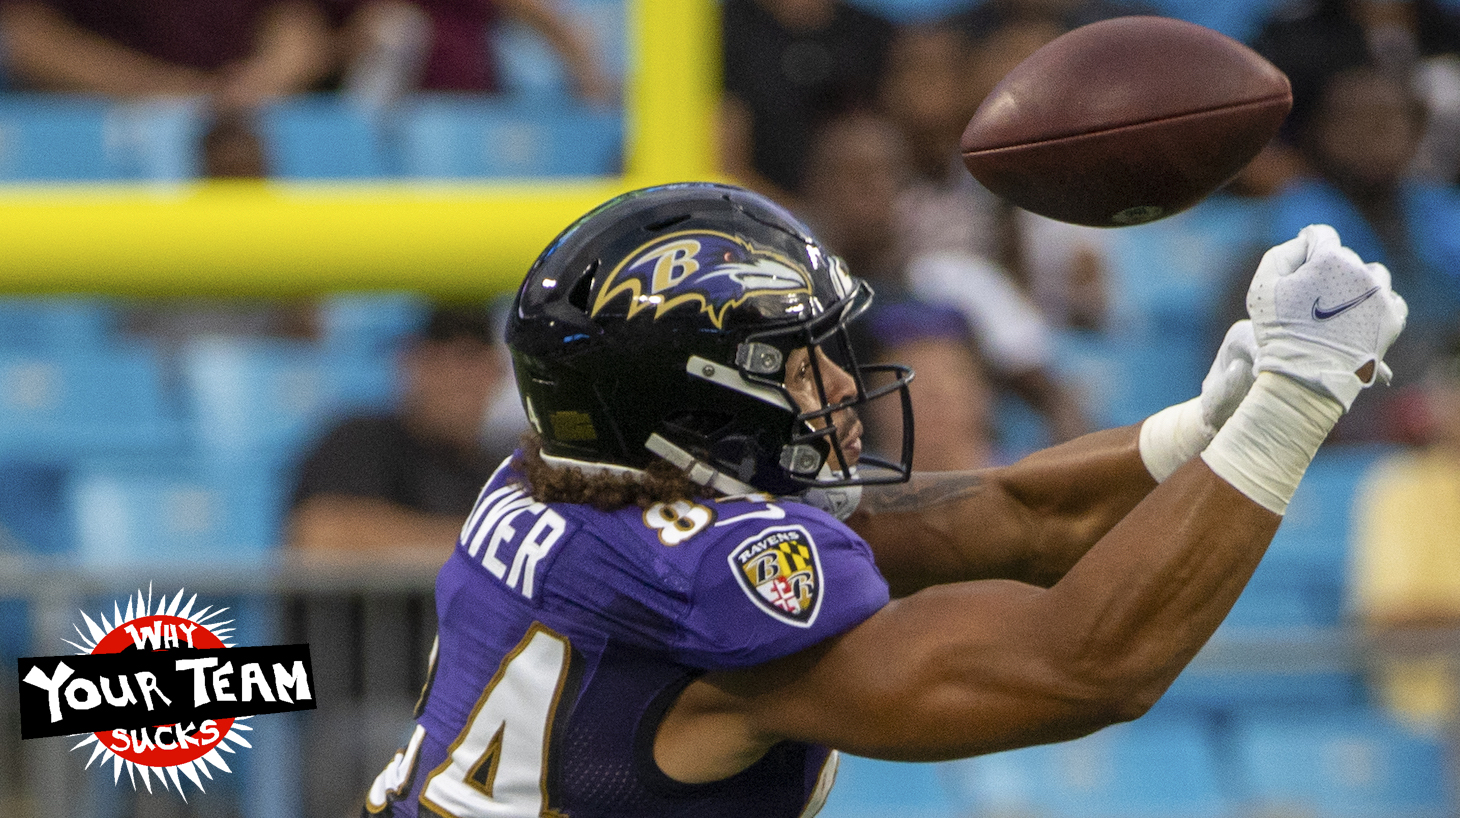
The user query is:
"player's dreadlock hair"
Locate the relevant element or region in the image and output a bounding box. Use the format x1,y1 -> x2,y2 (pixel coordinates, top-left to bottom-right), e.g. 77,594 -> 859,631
513,432 -> 714,511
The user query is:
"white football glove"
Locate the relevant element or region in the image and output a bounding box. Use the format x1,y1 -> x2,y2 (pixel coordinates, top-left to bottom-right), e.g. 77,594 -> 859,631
1247,224 -> 1407,411
1200,319 -> 1258,431
1139,319 -> 1258,482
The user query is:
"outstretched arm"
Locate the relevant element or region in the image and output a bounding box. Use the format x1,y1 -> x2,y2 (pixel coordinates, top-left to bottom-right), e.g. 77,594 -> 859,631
853,319 -> 1262,596
850,424 -> 1154,595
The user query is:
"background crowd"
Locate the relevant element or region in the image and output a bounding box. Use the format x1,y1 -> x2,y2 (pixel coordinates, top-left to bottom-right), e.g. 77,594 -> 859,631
2,0 -> 1460,816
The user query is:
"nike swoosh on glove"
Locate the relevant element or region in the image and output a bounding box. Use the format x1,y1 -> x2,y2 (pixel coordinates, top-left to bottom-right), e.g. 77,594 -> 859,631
1246,224 -> 1408,411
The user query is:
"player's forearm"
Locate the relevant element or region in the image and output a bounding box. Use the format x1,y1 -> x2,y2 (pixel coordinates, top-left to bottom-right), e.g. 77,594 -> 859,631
1031,457 -> 1279,713
852,425 -> 1154,594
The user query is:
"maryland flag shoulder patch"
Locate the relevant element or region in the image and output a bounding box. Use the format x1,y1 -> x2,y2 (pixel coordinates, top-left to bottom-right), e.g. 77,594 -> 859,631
728,525 -> 824,628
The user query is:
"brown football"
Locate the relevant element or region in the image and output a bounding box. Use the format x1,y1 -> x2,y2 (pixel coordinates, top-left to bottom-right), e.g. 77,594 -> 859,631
960,16 -> 1291,228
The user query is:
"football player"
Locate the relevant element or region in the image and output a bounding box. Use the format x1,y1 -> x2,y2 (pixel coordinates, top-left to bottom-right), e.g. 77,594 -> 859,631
364,183 -> 1405,817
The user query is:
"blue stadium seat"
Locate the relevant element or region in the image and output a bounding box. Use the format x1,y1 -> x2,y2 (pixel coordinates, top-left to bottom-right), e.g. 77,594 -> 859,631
257,96 -> 390,179
491,0 -> 626,98
0,345 -> 183,465
943,716 -> 1232,818
180,338 -> 398,469
0,95 -> 118,180
1230,709 -> 1449,818
842,0 -> 977,23
68,456 -> 282,566
316,291 -> 430,354
1050,330 -> 1208,430
0,296 -> 120,351
1143,0 -> 1288,42
1244,445 -> 1391,628
818,755 -> 960,818
398,95 -> 623,178
1104,193 -> 1271,341
103,98 -> 205,180
0,94 -> 201,181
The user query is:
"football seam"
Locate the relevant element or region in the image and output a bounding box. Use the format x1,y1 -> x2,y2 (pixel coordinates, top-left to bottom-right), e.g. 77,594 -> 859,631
963,93 -> 1292,155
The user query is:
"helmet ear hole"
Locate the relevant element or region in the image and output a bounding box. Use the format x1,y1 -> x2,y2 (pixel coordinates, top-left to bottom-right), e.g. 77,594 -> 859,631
568,260 -> 599,312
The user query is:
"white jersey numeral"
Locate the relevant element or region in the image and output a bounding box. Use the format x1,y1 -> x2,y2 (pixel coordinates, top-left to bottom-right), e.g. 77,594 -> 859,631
418,624 -> 573,817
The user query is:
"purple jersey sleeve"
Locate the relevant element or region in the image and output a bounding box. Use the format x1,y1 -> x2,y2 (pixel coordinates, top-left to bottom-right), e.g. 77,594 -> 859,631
669,499 -> 889,670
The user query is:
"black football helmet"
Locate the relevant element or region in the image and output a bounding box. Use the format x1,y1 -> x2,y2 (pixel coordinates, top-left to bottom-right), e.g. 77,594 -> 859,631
506,182 -> 913,506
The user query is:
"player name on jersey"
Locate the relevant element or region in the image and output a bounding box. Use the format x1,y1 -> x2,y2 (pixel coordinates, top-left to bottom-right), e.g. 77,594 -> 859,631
460,484 -> 569,599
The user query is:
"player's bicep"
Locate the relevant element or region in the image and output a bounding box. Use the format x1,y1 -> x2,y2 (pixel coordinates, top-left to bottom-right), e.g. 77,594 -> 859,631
728,579 -> 1115,761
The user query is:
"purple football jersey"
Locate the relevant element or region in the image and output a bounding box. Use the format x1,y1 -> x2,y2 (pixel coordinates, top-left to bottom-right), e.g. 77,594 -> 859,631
364,455 -> 890,817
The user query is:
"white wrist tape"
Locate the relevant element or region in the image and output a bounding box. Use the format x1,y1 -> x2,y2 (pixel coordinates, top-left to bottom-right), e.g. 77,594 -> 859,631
1139,397 -> 1212,483
1200,372 -> 1343,515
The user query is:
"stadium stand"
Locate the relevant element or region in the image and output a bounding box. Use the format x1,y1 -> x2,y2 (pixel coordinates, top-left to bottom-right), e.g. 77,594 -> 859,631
1230,709 -> 1451,818
257,95 -> 392,180
0,95 -> 200,181
397,95 -> 623,178
68,455 -> 281,566
818,754 -> 961,818
942,715 -> 1233,818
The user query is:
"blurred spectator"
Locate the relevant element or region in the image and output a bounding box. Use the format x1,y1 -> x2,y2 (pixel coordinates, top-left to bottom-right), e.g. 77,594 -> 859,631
718,0 -> 895,208
285,302 -> 517,560
1252,0 -> 1460,183
857,300 -> 996,470
950,0 -> 1158,43
202,109 -> 270,178
333,0 -> 612,108
799,110 -> 1088,450
0,0 -> 333,111
1350,341 -> 1460,732
882,19 -> 1111,334
1264,64 -> 1460,441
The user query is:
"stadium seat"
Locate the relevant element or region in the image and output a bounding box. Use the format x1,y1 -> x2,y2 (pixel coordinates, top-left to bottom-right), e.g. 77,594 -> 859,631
1050,330 -> 1207,430
103,98 -> 205,181
842,0 -> 976,23
257,96 -> 391,179
0,95 -> 118,180
316,291 -> 430,354
1244,445 -> 1392,628
398,95 -> 623,178
0,462 -> 71,555
818,755 -> 961,818
1103,193 -> 1271,340
1142,0 -> 1288,42
0,94 -> 201,181
180,337 -> 398,469
1230,708 -> 1450,818
68,456 -> 283,566
0,345 -> 184,465
0,295 -> 120,351
943,716 -> 1232,818
491,0 -> 626,98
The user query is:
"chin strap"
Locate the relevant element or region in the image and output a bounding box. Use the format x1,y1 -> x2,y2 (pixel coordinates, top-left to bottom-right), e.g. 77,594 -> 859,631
795,463 -> 863,521
643,434 -> 760,497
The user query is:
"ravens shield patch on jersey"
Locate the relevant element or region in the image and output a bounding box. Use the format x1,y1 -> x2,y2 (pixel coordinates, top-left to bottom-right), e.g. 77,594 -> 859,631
728,525 -> 823,627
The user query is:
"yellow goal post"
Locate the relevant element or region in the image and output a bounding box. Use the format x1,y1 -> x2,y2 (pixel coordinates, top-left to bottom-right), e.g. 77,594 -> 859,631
0,0 -> 721,298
